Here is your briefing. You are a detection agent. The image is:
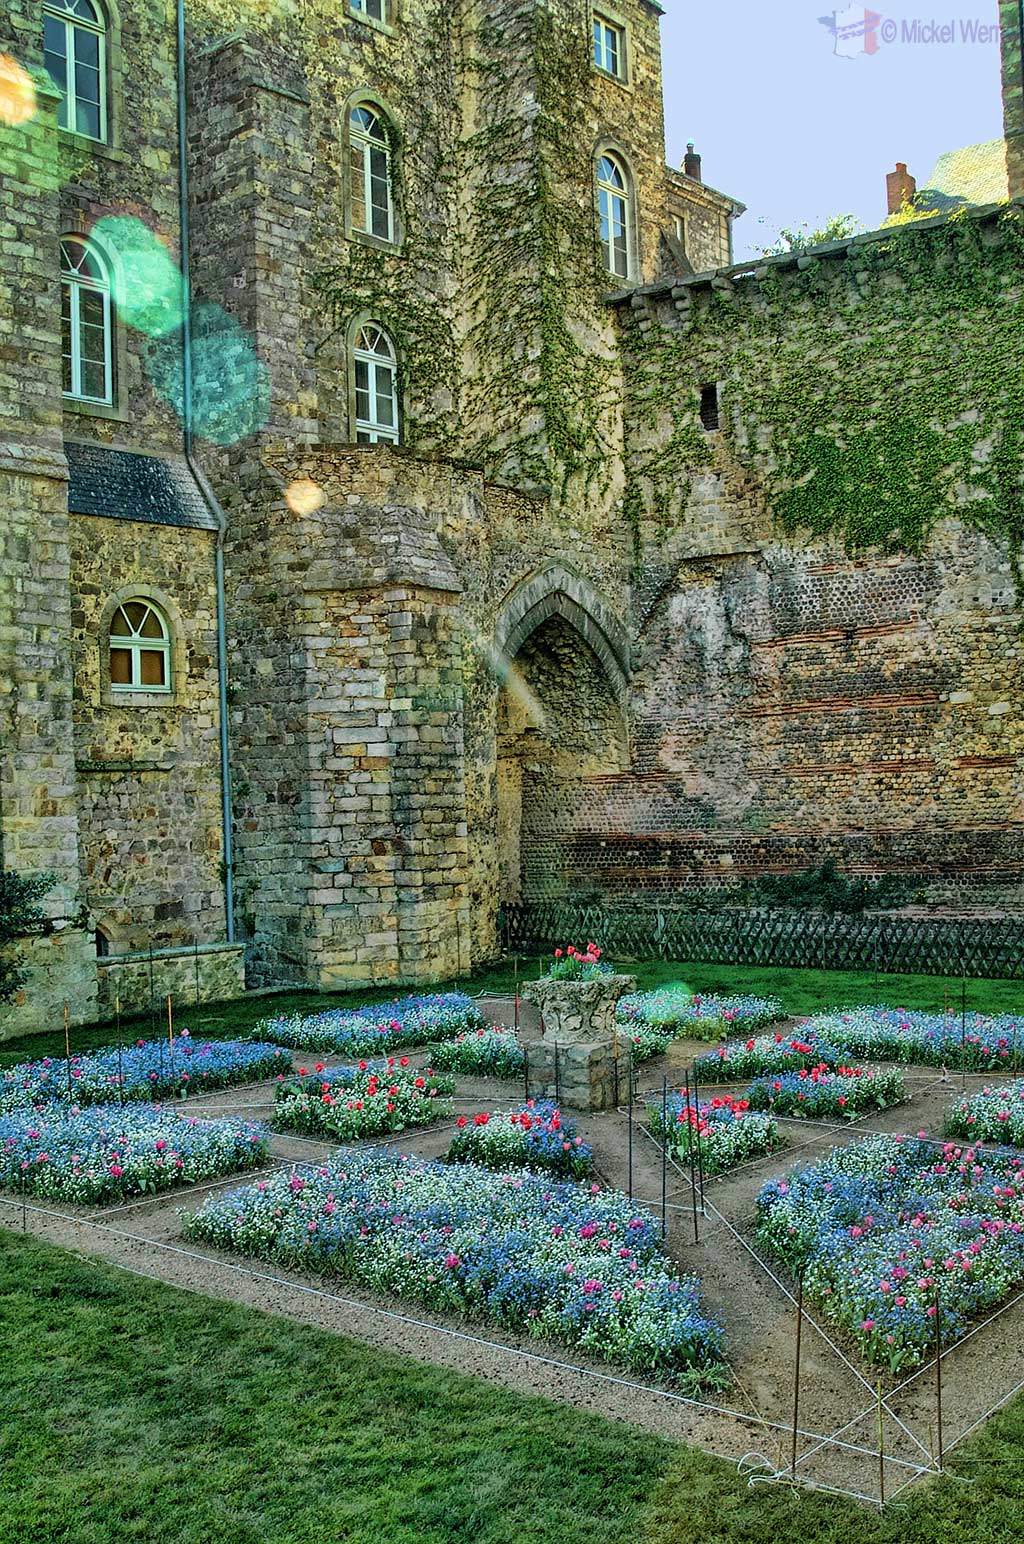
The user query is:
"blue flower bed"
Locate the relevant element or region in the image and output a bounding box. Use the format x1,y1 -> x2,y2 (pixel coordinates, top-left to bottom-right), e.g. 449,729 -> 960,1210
757,1134 -> 1024,1369
447,1101 -> 593,1178
0,1103 -> 269,1204
617,988 -> 784,1059
947,1078 -> 1024,1144
0,1037 -> 291,1112
804,1006 -> 1024,1072
253,992 -> 485,1055
184,1149 -> 727,1386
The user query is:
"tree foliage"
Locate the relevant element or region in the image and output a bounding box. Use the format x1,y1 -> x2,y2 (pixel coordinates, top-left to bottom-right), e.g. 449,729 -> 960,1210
0,869 -> 54,1005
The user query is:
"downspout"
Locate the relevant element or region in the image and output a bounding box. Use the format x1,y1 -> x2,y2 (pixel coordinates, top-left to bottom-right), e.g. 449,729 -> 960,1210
177,0 -> 236,943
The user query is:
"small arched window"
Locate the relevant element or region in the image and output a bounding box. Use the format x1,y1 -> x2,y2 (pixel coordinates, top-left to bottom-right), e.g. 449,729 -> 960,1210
43,0 -> 107,141
353,324 -> 400,444
597,153 -> 631,280
108,599 -> 172,693
61,236 -> 112,404
349,106 -> 395,242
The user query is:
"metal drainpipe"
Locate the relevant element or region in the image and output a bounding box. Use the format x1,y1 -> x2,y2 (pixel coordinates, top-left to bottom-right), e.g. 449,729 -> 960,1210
177,0 -> 236,943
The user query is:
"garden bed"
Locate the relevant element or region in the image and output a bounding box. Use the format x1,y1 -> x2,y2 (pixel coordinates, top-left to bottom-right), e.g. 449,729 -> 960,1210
183,1149 -> 727,1386
446,1101 -> 593,1178
803,1006 -> 1024,1072
647,1093 -> 782,1175
273,1062 -> 453,1140
947,1078 -> 1024,1143
617,989 -> 784,1060
0,1103 -> 269,1204
0,1038 -> 291,1111
757,1133 -> 1024,1369
253,992 -> 484,1056
745,1064 -> 905,1120
429,1026 -> 525,1079
692,1030 -> 846,1084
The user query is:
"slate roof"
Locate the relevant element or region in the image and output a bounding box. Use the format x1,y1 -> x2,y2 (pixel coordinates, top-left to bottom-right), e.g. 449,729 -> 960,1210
886,139 -> 1009,223
65,441 -> 218,530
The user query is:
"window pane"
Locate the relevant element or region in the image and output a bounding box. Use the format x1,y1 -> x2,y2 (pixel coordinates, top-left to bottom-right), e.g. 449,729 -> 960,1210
350,144 -> 367,231
123,601 -> 147,631
357,430 -> 372,443
139,648 -> 166,687
109,648 -> 132,684
140,607 -> 164,639
75,96 -> 100,139
74,27 -> 99,68
366,0 -> 384,17
81,358 -> 108,399
375,366 -> 395,427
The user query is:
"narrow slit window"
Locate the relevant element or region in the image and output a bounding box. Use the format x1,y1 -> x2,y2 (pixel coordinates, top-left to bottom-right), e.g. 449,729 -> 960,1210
699,384 -> 720,432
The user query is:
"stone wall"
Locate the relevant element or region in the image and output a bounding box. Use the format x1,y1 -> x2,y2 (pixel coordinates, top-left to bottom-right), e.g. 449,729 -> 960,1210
94,942 -> 246,1018
68,515 -> 227,952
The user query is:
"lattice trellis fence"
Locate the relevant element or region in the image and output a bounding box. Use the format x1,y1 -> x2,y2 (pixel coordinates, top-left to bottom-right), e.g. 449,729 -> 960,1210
500,904 -> 1024,980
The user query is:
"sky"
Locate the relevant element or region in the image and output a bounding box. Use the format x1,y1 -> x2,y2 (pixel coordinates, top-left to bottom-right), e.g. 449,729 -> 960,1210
659,0 -> 1007,260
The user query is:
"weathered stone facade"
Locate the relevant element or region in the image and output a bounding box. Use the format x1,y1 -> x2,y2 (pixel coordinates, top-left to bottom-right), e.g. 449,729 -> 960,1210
1,0 -> 1022,1029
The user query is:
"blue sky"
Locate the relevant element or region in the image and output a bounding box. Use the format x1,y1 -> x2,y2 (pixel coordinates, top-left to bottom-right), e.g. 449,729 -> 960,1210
659,0 -> 1006,259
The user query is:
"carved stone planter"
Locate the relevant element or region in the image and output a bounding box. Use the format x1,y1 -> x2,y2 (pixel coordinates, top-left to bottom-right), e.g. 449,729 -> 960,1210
521,974 -> 636,1111
522,974 -> 636,1045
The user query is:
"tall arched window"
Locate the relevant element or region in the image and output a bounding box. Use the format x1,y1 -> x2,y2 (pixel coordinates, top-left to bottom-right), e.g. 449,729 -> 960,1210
349,106 -> 395,242
43,0 -> 106,141
353,324 -> 399,444
61,236 -> 112,404
108,599 -> 172,693
597,152 -> 631,280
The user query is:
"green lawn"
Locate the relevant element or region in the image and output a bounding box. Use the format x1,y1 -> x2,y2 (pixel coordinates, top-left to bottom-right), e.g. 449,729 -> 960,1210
3,1231 -> 1024,1543
2,960 -> 1019,1067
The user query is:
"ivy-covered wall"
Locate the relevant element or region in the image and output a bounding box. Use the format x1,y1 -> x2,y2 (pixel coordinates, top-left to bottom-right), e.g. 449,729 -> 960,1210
546,205 -> 1024,910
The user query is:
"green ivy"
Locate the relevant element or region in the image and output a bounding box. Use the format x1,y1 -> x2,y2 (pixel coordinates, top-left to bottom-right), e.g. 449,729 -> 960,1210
623,204 -> 1024,572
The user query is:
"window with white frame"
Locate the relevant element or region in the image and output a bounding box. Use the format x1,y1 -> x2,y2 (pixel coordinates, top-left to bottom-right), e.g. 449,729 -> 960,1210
349,105 -> 395,242
43,0 -> 107,141
350,0 -> 386,21
592,14 -> 625,78
597,153 -> 631,279
61,236 -> 113,404
353,325 -> 399,444
108,600 -> 172,693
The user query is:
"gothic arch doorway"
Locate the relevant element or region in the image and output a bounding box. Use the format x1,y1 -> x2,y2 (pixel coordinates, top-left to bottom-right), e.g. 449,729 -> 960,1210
492,567 -> 630,903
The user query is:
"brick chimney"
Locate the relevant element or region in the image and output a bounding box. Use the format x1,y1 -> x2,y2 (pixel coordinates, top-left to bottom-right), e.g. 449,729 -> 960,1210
886,161 -> 916,215
684,142 -> 702,182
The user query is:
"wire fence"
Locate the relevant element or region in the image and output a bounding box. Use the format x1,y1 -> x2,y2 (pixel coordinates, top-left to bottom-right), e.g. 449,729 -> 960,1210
501,903 -> 1024,979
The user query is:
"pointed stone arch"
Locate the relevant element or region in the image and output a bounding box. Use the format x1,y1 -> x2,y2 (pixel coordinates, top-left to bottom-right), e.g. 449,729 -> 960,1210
494,563 -> 631,715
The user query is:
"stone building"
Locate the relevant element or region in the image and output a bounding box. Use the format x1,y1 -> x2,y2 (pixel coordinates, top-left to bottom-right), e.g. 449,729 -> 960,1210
0,0 -> 1021,1024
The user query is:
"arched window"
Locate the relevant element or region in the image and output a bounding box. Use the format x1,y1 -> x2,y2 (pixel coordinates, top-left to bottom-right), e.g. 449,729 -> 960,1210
61,236 -> 112,404
353,324 -> 400,444
349,106 -> 395,242
597,152 -> 631,280
108,599 -> 172,693
43,0 -> 107,141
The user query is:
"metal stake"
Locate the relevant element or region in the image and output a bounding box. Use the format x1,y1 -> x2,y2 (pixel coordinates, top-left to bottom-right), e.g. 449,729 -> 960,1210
791,1271 -> 804,1480
877,1381 -> 886,1509
661,1074 -> 668,1241
116,995 -> 124,1107
554,1042 -> 560,1107
692,1063 -> 706,1214
934,1290 -> 944,1472
627,1043 -> 633,1200
194,937 -> 201,1006
683,1071 -> 697,1244
63,1002 -> 72,1101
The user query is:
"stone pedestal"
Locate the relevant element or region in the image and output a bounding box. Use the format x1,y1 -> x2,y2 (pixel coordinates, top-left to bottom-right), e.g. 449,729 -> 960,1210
521,972 -> 635,1111
525,1037 -> 629,1112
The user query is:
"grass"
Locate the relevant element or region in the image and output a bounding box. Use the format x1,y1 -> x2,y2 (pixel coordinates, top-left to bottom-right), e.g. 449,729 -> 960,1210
4,1230 -> 1024,1543
0,1231 -> 669,1544
2,961 -> 1019,1068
